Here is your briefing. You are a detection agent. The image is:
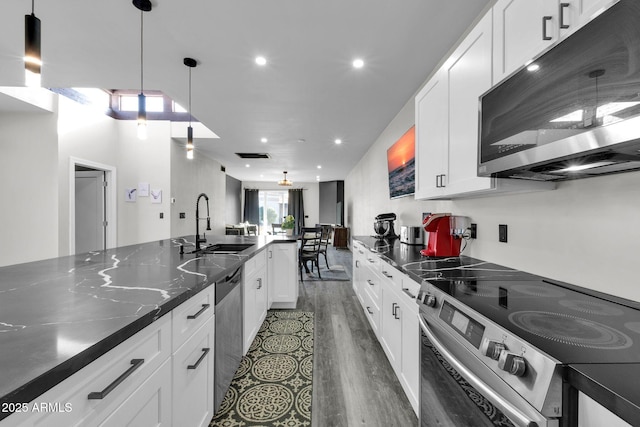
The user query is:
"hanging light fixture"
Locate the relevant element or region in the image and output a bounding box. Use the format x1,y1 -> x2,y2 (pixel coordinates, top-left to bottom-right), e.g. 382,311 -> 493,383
278,171 -> 293,187
133,0 -> 152,140
184,57 -> 197,159
24,0 -> 42,87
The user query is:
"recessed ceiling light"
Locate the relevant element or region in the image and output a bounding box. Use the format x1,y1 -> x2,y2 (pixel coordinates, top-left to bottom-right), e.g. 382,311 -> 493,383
245,164 -> 250,168
334,138 -> 342,145
352,58 -> 364,69
297,138 -> 306,143
316,176 -> 320,181
255,56 -> 267,66
261,137 -> 268,143
317,165 -> 322,169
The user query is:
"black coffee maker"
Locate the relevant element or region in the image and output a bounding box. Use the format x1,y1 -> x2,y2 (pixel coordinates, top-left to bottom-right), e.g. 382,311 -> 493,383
373,213 -> 399,239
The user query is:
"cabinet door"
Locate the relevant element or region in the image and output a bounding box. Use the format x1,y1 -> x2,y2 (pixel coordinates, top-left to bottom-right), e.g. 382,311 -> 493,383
414,68 -> 449,200
446,11 -> 494,196
380,287 -> 402,372
493,0 -> 558,83
352,244 -> 366,305
399,298 -> 419,415
268,242 -> 298,309
243,270 -> 258,354
578,392 -> 631,427
98,358 -> 172,427
173,317 -> 214,427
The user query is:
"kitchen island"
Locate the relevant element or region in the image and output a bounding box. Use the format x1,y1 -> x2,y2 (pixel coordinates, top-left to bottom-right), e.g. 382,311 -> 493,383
0,234 -> 295,424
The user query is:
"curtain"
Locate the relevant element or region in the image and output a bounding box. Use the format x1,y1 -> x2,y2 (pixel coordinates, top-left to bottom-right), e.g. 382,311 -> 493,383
243,189 -> 259,225
288,189 -> 305,235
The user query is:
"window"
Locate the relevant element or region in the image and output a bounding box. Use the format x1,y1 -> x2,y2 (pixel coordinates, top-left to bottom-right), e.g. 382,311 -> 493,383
258,191 -> 288,234
119,94 -> 164,112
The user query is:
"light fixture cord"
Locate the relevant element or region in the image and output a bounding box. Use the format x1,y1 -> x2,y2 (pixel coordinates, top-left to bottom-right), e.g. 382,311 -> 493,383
140,8 -> 144,93
31,0 -> 35,14
188,67 -> 192,127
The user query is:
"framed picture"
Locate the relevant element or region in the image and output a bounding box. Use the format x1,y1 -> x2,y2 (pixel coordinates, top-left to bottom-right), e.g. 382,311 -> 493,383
387,125 -> 415,199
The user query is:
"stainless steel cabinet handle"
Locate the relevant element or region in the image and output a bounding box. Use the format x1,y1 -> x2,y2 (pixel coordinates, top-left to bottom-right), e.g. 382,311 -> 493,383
542,16 -> 553,40
559,3 -> 570,29
367,279 -> 375,286
187,348 -> 210,370
382,271 -> 393,278
88,359 -> 144,399
187,303 -> 210,320
366,306 -> 373,314
268,250 -> 272,259
393,303 -> 400,320
355,260 -> 360,268
257,278 -> 262,289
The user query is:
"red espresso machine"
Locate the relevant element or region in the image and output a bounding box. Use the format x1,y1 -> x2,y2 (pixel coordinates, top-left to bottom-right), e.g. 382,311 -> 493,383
420,213 -> 468,257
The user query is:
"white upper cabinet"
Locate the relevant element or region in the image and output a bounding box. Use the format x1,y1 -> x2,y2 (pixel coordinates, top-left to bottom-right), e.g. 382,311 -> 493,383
493,0 -> 618,84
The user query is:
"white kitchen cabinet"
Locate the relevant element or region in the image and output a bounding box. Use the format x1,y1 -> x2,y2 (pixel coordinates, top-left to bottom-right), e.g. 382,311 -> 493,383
1,315 -> 172,427
352,241 -> 366,305
99,358 -> 172,427
172,284 -> 215,352
244,249 -> 268,354
380,285 -> 403,369
414,68 -> 449,200
493,0 -> 618,84
578,392 -> 631,427
415,10 -> 554,199
398,295 -> 419,413
172,317 -> 215,427
268,242 -> 298,309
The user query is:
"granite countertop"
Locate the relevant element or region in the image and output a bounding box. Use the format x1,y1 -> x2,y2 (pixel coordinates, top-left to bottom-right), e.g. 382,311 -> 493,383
352,235 -> 640,424
0,234 -> 295,419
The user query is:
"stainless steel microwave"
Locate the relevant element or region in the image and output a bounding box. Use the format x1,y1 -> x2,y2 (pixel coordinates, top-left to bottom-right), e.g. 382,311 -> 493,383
478,0 -> 640,181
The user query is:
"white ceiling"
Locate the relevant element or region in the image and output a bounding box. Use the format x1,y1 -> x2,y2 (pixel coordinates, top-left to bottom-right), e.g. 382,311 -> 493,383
0,0 -> 490,183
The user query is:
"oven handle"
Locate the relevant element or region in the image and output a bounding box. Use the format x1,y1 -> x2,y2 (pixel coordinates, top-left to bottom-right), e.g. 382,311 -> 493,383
419,316 -> 539,427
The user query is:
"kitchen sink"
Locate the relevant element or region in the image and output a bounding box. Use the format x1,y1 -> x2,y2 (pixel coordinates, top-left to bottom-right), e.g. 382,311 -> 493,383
200,243 -> 254,254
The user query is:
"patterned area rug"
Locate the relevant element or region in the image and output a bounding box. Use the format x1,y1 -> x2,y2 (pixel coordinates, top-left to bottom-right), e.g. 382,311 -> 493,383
210,311 -> 314,427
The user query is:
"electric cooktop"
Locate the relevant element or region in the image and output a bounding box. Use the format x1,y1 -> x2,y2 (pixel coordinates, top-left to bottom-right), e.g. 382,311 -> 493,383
416,257 -> 640,365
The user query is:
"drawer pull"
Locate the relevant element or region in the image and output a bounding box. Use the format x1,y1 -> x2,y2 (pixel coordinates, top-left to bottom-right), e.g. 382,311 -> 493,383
542,16 -> 553,40
187,348 -> 210,370
257,278 -> 263,289
187,303 -> 210,320
366,306 -> 373,314
88,359 -> 144,400
382,271 -> 393,278
559,3 -> 570,29
367,279 -> 375,286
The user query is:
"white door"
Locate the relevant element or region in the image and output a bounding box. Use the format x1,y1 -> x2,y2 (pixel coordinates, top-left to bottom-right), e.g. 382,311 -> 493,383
75,170 -> 105,254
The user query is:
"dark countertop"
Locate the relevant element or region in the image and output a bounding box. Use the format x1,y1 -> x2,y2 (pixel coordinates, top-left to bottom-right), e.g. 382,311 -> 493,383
0,234 -> 295,420
352,235 -> 640,424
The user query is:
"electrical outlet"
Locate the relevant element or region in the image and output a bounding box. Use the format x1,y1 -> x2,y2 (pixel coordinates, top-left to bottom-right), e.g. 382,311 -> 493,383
179,212 -> 186,219
470,223 -> 477,239
499,224 -> 508,243
159,212 -> 164,219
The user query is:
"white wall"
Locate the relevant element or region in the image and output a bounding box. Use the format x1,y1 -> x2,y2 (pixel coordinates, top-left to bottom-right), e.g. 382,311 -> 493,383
0,111 -> 59,266
345,95 -> 640,302
241,181 -> 320,228
170,141 -> 226,239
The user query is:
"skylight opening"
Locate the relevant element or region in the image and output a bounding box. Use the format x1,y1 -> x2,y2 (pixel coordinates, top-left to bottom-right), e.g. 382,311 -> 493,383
120,94 -> 164,112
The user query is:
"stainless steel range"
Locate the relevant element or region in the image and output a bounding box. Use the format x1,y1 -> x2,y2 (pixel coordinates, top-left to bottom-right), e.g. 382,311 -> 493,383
415,257 -> 640,427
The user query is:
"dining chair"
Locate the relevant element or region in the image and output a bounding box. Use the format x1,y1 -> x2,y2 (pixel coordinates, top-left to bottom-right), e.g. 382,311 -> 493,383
299,226 -> 322,281
272,223 -> 285,235
246,224 -> 257,236
317,224 -> 332,269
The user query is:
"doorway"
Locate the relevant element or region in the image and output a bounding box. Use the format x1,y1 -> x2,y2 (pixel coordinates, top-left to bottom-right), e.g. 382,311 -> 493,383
69,157 -> 117,254
258,190 -> 288,235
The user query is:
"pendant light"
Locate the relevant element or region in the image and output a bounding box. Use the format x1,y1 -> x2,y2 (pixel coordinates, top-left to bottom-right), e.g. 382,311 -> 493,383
133,0 -> 152,140
24,0 -> 42,87
278,171 -> 293,186
184,57 -> 197,159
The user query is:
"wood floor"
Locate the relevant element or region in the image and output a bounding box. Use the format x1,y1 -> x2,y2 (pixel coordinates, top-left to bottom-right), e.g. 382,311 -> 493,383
297,246 -> 418,427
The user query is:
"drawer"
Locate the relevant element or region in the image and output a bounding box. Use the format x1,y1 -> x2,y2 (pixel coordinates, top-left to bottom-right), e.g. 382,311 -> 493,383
244,248 -> 266,276
363,264 -> 381,302
9,315 -> 171,427
364,251 -> 381,269
172,285 -> 215,352
362,285 -> 381,335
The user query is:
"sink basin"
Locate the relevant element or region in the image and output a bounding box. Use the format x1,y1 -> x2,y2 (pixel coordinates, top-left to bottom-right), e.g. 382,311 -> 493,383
201,243 -> 254,254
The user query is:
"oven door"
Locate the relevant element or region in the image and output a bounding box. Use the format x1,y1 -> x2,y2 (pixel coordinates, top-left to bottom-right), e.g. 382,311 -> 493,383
419,315 -> 558,427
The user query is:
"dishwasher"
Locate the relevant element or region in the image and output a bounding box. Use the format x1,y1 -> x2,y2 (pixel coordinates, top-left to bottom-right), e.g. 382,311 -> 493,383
214,266 -> 243,412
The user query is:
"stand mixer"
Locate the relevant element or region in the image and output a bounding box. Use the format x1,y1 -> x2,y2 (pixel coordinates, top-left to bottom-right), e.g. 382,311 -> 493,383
373,213 -> 399,239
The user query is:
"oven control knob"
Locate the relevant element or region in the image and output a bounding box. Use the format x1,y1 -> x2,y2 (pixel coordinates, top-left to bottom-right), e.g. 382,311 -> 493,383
424,294 -> 436,307
498,351 -> 527,377
481,340 -> 506,360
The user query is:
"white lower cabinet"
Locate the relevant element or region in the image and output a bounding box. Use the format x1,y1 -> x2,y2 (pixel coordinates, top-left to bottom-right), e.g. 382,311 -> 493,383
578,392 -> 631,427
244,249 -> 268,354
172,316 -> 215,427
267,242 -> 298,309
352,241 -> 419,415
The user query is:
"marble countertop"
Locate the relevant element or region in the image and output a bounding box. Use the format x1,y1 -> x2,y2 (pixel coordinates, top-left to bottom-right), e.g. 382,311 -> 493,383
0,234 -> 294,418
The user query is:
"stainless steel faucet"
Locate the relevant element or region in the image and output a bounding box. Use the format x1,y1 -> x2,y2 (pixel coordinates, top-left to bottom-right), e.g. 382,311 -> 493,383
195,193 -> 211,250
